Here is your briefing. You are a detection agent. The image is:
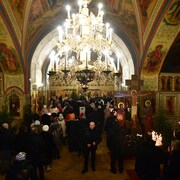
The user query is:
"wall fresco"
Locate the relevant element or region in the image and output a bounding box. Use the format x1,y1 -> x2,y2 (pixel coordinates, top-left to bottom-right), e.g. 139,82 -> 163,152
0,18 -> 22,74
164,0 -> 180,25
143,44 -> 166,75
142,0 -> 180,76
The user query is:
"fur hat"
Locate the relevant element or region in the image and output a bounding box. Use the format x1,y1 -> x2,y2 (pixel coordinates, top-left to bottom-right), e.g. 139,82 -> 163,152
2,123 -> 9,129
34,120 -> 40,125
59,113 -> 64,121
16,152 -> 26,161
42,125 -> 49,132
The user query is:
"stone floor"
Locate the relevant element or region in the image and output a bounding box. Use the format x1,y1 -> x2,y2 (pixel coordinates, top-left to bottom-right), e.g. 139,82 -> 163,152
0,134 -> 136,180
44,134 -> 135,180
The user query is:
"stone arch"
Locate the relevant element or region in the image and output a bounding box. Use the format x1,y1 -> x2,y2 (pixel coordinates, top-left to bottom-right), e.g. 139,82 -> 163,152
30,29 -> 135,94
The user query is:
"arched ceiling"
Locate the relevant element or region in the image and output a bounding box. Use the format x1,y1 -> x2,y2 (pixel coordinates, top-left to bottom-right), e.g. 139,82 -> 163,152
0,0 -> 179,93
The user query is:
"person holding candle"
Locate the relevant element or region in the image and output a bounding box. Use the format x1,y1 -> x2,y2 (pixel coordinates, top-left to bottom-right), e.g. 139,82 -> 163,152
135,131 -> 165,180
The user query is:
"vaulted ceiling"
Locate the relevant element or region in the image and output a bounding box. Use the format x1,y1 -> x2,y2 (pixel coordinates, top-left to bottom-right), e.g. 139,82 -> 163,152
0,0 -> 179,93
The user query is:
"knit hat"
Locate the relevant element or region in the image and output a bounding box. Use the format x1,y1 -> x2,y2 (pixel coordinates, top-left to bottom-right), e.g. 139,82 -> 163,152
2,123 -> 9,129
16,152 -> 26,161
34,120 -> 40,125
42,125 -> 49,132
59,113 -> 64,121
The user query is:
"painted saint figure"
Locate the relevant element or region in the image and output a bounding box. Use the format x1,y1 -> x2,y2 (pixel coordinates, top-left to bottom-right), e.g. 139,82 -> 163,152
167,97 -> 173,113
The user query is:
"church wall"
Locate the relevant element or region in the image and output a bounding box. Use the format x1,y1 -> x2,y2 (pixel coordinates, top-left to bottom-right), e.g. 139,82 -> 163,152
156,73 -> 180,127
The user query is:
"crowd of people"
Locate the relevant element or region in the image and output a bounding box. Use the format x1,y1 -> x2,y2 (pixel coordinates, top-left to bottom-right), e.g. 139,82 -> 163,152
0,95 -> 180,179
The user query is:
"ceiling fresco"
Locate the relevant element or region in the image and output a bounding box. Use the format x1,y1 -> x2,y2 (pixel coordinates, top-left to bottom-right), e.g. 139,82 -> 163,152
142,0 -> 180,76
138,0 -> 157,31
0,0 -> 179,84
105,0 -> 140,53
8,0 -> 25,29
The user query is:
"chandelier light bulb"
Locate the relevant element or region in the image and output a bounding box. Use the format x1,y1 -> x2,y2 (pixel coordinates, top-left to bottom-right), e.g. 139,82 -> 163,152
78,0 -> 83,6
98,3 -> 103,9
66,5 -> 71,19
98,3 -> 103,15
78,0 -> 83,13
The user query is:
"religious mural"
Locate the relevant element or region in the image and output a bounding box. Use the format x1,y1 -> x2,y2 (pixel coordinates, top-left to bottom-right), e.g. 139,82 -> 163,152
9,93 -> 20,116
159,75 -> 180,92
174,76 -> 180,91
164,0 -> 180,25
142,0 -> 180,78
0,18 -> 22,74
166,96 -> 175,115
8,0 -> 26,28
143,44 -> 165,74
106,0 -> 140,53
25,0 -> 63,46
138,0 -> 157,31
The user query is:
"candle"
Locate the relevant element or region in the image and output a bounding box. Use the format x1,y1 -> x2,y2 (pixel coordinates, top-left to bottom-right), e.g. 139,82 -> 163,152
117,54 -> 120,71
109,28 -> 113,43
106,23 -> 109,39
64,22 -> 68,38
98,3 -> 103,16
78,0 -> 83,13
66,5 -> 71,19
100,11 -> 104,22
55,58 -> 58,71
57,26 -> 63,43
72,13 -> 75,25
86,52 -> 88,68
65,52 -> 68,69
52,58 -> 54,71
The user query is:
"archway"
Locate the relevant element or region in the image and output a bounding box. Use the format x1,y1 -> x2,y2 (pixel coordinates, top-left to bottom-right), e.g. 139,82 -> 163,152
31,29 -> 134,99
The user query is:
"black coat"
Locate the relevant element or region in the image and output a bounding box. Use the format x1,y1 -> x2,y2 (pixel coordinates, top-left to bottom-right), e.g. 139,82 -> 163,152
6,160 -> 36,180
163,150 -> 180,180
135,140 -> 164,179
0,128 -> 14,151
83,127 -> 101,150
108,122 -> 127,155
25,133 -> 45,164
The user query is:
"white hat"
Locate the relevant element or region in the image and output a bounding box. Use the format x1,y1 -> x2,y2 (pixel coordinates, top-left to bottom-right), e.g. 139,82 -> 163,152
42,125 -> 49,132
2,123 -> 9,129
16,152 -> 26,161
34,120 -> 40,125
30,122 -> 35,127
59,113 -> 64,120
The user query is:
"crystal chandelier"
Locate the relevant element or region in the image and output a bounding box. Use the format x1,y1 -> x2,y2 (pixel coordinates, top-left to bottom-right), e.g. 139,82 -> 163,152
48,0 -> 120,89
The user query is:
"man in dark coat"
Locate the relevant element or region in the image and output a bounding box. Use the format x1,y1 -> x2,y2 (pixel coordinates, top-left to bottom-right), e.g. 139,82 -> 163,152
162,126 -> 180,180
104,109 -> 116,150
81,121 -> 101,174
6,152 -> 36,180
108,113 -> 127,174
135,132 -> 164,180
25,126 -> 46,180
0,123 -> 15,175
